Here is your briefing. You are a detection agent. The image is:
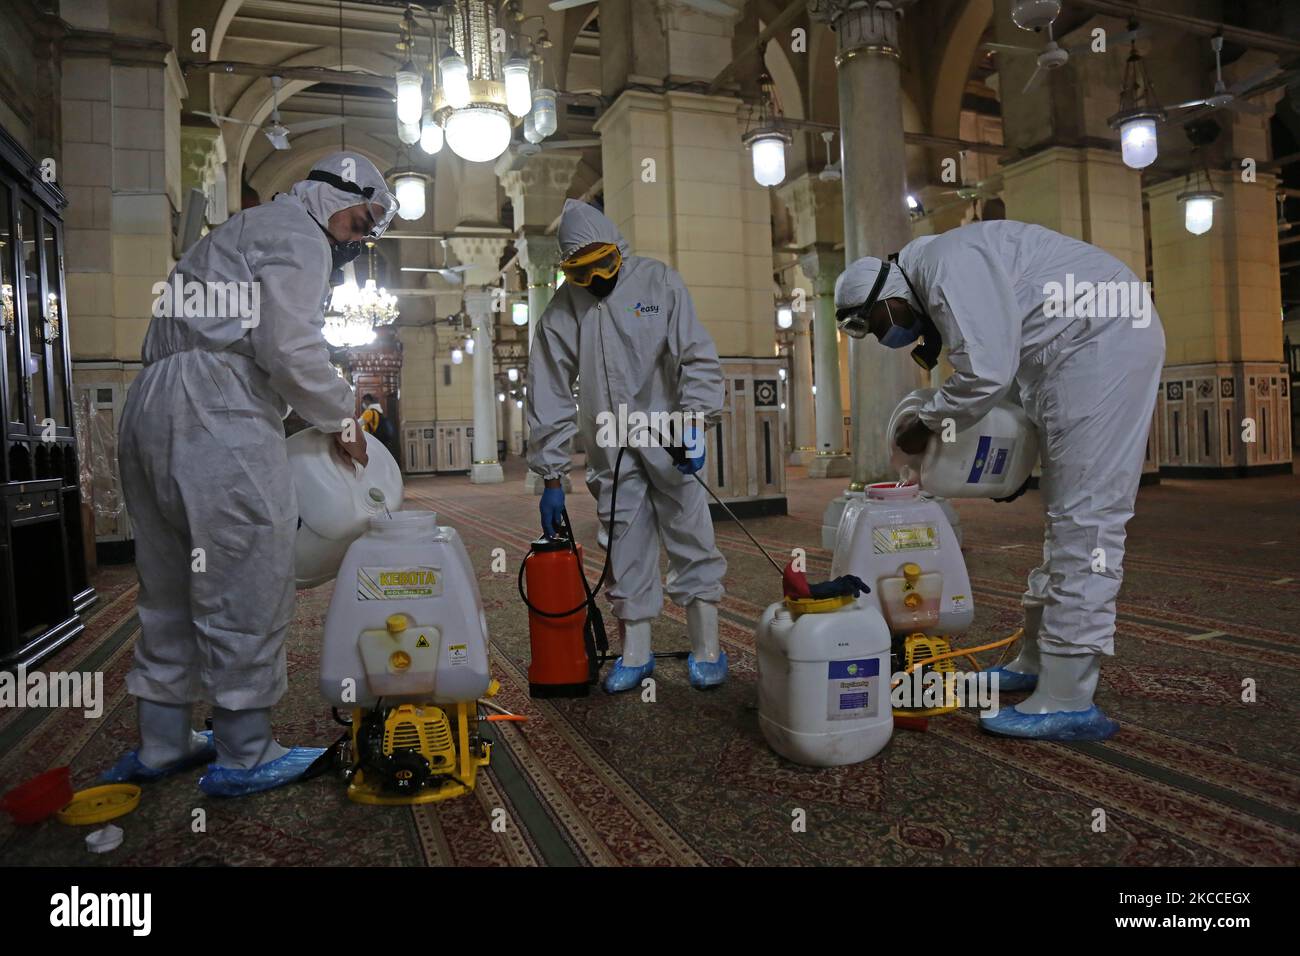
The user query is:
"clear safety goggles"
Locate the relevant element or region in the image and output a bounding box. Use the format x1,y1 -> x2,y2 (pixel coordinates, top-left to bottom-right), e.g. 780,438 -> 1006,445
364,193 -> 400,239
306,169 -> 400,239
561,243 -> 622,287
835,302 -> 872,339
834,258 -> 891,339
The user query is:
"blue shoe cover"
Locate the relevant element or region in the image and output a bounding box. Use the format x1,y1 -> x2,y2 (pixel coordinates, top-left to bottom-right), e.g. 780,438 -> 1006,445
603,656 -> 654,694
980,704 -> 1120,741
687,651 -> 728,689
101,730 -> 215,783
198,746 -> 327,797
983,665 -> 1038,693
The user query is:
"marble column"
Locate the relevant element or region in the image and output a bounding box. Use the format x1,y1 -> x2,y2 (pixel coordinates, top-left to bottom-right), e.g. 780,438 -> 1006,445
818,0 -> 922,487
515,233 -> 563,493
801,247 -> 851,479
464,288 -> 503,484
788,309 -> 816,465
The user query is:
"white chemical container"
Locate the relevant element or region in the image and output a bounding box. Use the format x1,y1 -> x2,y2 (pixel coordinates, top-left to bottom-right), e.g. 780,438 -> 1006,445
830,482 -> 974,635
887,388 -> 1039,499
289,426 -> 404,589
319,510 -> 490,708
756,595 -> 894,767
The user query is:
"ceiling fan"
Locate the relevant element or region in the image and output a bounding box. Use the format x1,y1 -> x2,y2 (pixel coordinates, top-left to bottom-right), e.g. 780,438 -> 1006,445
196,75 -> 345,150
817,131 -> 841,183
549,0 -> 733,14
400,239 -> 472,285
985,21 -> 1148,94
1164,35 -> 1278,117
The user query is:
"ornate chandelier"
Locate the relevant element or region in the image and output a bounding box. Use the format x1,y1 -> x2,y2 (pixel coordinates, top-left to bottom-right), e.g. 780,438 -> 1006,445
395,1 -> 554,164
324,251 -> 399,349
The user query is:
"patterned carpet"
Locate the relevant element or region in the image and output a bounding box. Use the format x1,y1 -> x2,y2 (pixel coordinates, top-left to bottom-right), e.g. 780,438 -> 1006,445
3,457 -> 1298,866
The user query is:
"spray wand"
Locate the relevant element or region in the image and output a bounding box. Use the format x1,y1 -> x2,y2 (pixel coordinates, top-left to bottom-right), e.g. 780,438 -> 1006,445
655,429 -> 867,602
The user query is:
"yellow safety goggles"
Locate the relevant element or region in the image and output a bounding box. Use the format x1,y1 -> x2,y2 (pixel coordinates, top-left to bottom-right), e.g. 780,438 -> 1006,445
561,243 -> 622,286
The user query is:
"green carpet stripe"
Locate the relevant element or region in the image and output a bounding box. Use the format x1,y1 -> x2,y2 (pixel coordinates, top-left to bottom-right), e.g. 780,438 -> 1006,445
484,723 -> 583,867
1068,740 -> 1300,835
0,612 -> 140,758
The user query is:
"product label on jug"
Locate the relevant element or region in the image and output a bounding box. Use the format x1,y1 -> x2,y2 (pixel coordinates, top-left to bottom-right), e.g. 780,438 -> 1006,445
357,566 -> 443,600
827,659 -> 880,721
965,435 -> 1016,485
873,524 -> 937,554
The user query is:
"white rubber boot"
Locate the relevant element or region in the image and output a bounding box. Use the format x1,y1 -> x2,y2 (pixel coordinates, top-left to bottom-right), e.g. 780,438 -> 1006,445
686,600 -> 720,664
1005,605 -> 1043,676
1015,652 -> 1100,715
138,699 -> 209,768
686,600 -> 727,689
212,707 -> 290,770
619,618 -> 653,667
604,618 -> 655,693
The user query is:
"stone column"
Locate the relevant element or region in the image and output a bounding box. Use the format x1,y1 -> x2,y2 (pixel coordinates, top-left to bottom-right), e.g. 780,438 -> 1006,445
800,247 -> 850,479
818,1 -> 921,489
515,233 -> 563,493
463,288 -> 503,484
787,309 -> 816,465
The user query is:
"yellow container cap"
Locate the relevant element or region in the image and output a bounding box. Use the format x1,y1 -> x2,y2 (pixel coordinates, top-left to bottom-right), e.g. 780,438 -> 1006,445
386,614 -> 408,634
56,784 -> 141,826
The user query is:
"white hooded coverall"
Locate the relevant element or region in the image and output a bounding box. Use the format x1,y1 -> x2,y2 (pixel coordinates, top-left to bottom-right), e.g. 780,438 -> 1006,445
526,200 -> 727,621
851,221 -> 1165,656
118,153 -> 390,710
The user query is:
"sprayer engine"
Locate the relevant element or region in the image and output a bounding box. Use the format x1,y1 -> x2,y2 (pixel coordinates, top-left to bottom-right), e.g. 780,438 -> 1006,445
354,704 -> 457,795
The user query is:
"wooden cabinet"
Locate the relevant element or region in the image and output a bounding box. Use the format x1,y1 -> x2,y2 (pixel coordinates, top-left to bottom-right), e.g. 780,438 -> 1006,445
0,125 -> 95,669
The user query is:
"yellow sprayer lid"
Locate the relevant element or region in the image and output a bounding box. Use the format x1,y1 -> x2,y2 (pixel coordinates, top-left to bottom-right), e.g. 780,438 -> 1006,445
784,594 -> 854,616
56,784 -> 141,826
903,562 -> 922,585
386,614 -> 408,634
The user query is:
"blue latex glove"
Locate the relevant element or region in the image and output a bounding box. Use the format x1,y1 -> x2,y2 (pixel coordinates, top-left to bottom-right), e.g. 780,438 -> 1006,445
540,485 -> 565,537
677,425 -> 706,475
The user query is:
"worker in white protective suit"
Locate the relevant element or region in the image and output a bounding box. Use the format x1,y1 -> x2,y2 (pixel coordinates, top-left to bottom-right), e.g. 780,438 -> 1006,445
835,220 -> 1165,741
105,152 -> 399,795
527,199 -> 728,693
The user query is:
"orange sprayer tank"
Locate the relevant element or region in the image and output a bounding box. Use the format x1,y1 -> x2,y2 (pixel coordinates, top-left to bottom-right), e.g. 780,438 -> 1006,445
525,538 -> 592,697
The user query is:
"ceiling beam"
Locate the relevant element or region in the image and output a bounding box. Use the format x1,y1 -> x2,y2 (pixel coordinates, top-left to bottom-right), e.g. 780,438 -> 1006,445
1068,0 -> 1300,56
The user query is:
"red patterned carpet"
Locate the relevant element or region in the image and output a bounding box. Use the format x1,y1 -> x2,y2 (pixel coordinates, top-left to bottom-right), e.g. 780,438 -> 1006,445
2,458 -> 1298,866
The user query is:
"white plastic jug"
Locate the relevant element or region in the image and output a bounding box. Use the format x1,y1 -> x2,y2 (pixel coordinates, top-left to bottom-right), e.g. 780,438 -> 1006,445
289,426 -> 404,589
319,511 -> 490,708
756,596 -> 894,767
830,482 -> 974,635
887,387 -> 1039,499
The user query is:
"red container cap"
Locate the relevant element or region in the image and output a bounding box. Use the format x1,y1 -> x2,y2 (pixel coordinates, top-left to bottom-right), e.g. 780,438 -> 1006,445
1,767 -> 74,825
867,481 -> 920,501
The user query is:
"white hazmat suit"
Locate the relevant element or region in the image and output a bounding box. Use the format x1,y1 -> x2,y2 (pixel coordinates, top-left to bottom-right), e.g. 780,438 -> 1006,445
837,220 -> 1165,739
110,152 -> 397,791
527,200 -> 727,690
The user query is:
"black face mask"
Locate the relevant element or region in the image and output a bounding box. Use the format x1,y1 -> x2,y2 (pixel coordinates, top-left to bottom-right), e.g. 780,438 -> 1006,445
587,270 -> 619,298
332,239 -> 363,271
890,256 -> 942,371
